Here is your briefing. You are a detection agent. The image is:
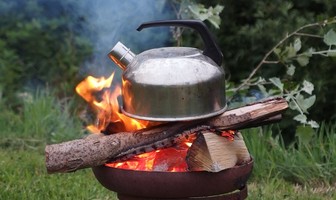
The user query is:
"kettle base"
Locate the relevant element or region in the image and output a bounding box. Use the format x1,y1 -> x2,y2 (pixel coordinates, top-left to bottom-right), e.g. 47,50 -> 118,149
120,104 -> 227,122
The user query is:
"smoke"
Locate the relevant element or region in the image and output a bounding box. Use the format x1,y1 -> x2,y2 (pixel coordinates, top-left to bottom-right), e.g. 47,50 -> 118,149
77,0 -> 175,78
0,0 -> 175,97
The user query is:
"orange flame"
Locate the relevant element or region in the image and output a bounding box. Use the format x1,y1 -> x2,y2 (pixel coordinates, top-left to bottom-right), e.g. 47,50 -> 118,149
75,72 -> 148,132
75,72 -> 216,172
75,72 -> 195,172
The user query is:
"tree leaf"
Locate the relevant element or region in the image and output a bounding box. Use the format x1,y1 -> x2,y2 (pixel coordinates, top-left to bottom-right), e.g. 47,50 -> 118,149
269,77 -> 283,91
323,29 -> 336,46
188,4 -> 223,29
207,5 -> 224,29
213,4 -> 224,14
295,94 -> 307,113
286,64 -> 295,76
207,15 -> 221,29
294,38 -> 301,52
188,4 -> 208,21
296,55 -> 309,66
294,114 -> 307,123
307,120 -> 319,128
285,45 -> 297,58
302,80 -> 314,94
303,95 -> 316,110
257,84 -> 268,97
274,48 -> 281,57
288,100 -> 300,111
295,94 -> 316,113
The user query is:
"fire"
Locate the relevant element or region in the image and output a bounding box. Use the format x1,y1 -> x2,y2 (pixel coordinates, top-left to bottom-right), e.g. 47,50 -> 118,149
75,72 -> 234,172
106,135 -> 196,172
75,72 -> 193,172
221,130 -> 236,141
75,72 -> 148,132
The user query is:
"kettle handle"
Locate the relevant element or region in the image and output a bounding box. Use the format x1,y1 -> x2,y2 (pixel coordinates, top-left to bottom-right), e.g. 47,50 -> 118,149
137,20 -> 223,66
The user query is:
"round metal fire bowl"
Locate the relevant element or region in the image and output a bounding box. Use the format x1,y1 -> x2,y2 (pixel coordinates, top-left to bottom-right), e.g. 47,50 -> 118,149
92,158 -> 253,199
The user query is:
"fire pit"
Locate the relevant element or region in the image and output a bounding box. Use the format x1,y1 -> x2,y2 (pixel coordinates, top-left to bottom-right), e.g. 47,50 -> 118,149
45,89 -> 287,199
45,19 -> 289,200
92,159 -> 253,199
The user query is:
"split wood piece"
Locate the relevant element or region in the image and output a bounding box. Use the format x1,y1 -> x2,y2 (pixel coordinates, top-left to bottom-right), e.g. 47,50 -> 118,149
45,97 -> 288,173
186,131 -> 250,172
205,97 -> 288,130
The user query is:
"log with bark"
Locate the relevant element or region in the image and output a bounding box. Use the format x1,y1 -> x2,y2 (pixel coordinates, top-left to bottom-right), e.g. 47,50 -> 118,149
45,97 -> 288,174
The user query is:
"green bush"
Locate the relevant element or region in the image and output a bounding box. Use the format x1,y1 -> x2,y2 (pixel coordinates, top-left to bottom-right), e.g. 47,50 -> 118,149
0,0 -> 92,107
192,0 -> 336,121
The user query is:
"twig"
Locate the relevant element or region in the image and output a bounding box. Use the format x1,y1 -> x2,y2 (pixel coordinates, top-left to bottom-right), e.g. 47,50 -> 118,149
297,49 -> 336,57
263,60 -> 280,64
228,20 -> 335,102
294,32 -> 323,38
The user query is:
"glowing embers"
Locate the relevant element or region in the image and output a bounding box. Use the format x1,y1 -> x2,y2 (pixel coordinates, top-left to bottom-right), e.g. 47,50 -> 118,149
106,135 -> 195,172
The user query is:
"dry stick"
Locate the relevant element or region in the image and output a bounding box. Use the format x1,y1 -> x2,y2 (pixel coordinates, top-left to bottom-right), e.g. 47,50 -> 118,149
45,97 -> 288,173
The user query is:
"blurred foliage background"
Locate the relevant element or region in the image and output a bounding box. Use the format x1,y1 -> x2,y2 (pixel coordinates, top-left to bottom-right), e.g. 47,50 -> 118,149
0,0 -> 93,107
0,0 -> 335,135
199,0 -> 336,122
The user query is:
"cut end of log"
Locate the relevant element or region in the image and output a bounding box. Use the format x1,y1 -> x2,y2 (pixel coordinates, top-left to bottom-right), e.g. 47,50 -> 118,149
186,132 -> 250,172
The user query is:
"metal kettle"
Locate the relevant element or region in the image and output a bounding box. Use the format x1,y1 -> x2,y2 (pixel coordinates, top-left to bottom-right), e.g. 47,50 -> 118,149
109,20 -> 226,121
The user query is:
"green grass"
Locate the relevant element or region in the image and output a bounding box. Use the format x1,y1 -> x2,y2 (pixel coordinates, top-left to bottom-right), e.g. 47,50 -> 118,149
243,124 -> 336,185
249,179 -> 336,199
1,147 -> 335,200
243,125 -> 336,199
0,148 -> 116,200
0,90 -> 83,143
0,91 -> 116,199
0,91 -> 335,199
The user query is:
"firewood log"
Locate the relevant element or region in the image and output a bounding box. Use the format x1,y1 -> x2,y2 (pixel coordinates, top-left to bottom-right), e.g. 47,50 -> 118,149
186,131 -> 250,172
45,97 -> 288,173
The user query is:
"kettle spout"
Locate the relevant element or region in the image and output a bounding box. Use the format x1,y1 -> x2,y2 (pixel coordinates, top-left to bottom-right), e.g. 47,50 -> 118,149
108,42 -> 135,70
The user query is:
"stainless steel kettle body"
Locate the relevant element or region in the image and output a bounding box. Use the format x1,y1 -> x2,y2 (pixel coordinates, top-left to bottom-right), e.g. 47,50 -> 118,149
109,20 -> 227,121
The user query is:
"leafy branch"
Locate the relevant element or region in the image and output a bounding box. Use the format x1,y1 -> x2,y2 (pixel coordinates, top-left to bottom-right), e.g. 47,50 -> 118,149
228,17 -> 336,129
170,0 -> 224,46
230,18 -> 336,99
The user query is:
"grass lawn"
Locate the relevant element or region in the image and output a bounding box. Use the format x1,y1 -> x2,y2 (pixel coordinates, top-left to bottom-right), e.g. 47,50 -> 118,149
249,178 -> 335,199
1,143 -> 335,199
0,147 -> 116,200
